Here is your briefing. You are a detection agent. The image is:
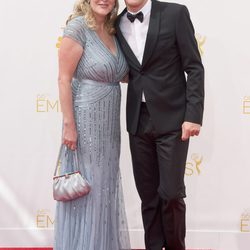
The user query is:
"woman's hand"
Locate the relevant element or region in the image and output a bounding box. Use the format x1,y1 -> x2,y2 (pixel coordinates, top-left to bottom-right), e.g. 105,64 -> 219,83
63,122 -> 77,150
121,74 -> 129,83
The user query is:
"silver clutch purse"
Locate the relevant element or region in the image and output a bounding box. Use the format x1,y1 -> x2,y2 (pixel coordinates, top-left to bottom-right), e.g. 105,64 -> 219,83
53,145 -> 91,201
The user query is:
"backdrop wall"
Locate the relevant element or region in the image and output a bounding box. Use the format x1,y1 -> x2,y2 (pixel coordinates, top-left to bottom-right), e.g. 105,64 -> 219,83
0,0 -> 250,249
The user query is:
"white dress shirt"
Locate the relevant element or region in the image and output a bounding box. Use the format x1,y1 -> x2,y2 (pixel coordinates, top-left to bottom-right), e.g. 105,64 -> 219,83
120,0 -> 152,102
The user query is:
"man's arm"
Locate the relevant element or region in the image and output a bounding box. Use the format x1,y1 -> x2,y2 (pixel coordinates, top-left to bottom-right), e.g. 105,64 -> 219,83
175,5 -> 205,140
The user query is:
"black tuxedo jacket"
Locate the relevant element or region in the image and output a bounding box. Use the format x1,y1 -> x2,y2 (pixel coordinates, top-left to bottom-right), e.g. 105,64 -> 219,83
116,0 -> 204,135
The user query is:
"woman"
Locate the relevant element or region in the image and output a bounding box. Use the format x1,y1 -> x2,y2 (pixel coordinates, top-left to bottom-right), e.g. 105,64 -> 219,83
54,0 -> 130,249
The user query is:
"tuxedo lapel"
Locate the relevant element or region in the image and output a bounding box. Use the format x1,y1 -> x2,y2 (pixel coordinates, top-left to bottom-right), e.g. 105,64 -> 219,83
142,0 -> 161,67
116,9 -> 141,70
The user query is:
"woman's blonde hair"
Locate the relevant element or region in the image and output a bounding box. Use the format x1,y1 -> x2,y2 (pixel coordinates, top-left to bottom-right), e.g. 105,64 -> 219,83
67,0 -> 119,34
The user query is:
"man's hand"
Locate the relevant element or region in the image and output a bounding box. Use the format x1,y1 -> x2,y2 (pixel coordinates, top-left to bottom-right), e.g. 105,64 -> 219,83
181,121 -> 201,141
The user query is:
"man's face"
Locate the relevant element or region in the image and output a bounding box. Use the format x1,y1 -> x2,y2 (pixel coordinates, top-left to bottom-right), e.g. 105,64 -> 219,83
125,0 -> 148,12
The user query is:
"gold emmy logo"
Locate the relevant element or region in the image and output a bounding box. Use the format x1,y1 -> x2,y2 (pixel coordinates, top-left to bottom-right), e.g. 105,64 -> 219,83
57,160 -> 61,175
56,26 -> 65,49
240,209 -> 250,232
185,153 -> 203,176
195,33 -> 206,56
56,36 -> 62,49
243,96 -> 250,114
36,209 -> 54,228
36,94 -> 60,113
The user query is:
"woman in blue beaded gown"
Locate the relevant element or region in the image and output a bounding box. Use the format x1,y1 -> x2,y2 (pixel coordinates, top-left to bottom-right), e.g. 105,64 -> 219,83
54,0 -> 130,249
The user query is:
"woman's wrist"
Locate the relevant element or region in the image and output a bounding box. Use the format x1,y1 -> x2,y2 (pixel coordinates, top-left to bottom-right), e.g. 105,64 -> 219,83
63,120 -> 76,128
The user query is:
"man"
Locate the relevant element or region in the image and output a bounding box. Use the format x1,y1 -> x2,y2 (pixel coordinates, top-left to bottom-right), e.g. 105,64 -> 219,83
116,0 -> 204,249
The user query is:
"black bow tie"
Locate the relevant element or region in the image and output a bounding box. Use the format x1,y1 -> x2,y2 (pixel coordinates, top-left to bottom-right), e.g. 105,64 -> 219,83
127,11 -> 144,23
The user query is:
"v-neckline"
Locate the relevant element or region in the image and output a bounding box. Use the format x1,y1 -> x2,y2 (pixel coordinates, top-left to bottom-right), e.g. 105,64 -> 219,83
93,31 -> 118,58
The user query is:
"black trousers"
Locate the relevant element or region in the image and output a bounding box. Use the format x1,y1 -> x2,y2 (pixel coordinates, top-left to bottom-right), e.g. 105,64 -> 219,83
129,103 -> 189,250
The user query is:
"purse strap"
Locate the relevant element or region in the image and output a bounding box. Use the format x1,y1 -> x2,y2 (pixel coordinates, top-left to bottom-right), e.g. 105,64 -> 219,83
54,144 -> 80,176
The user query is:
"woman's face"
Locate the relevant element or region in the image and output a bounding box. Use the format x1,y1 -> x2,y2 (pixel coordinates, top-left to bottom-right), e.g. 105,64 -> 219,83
90,0 -> 115,18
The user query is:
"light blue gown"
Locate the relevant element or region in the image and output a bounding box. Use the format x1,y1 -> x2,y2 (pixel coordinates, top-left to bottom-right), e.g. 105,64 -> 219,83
54,16 -> 131,250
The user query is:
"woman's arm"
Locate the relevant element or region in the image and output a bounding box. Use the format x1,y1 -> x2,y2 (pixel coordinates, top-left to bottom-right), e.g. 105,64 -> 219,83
58,37 -> 83,150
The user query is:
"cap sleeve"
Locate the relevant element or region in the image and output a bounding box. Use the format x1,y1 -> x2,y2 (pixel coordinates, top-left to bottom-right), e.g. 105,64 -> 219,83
63,16 -> 86,47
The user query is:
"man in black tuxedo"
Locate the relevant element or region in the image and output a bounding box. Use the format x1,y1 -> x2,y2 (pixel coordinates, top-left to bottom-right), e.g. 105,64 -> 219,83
116,0 -> 204,249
